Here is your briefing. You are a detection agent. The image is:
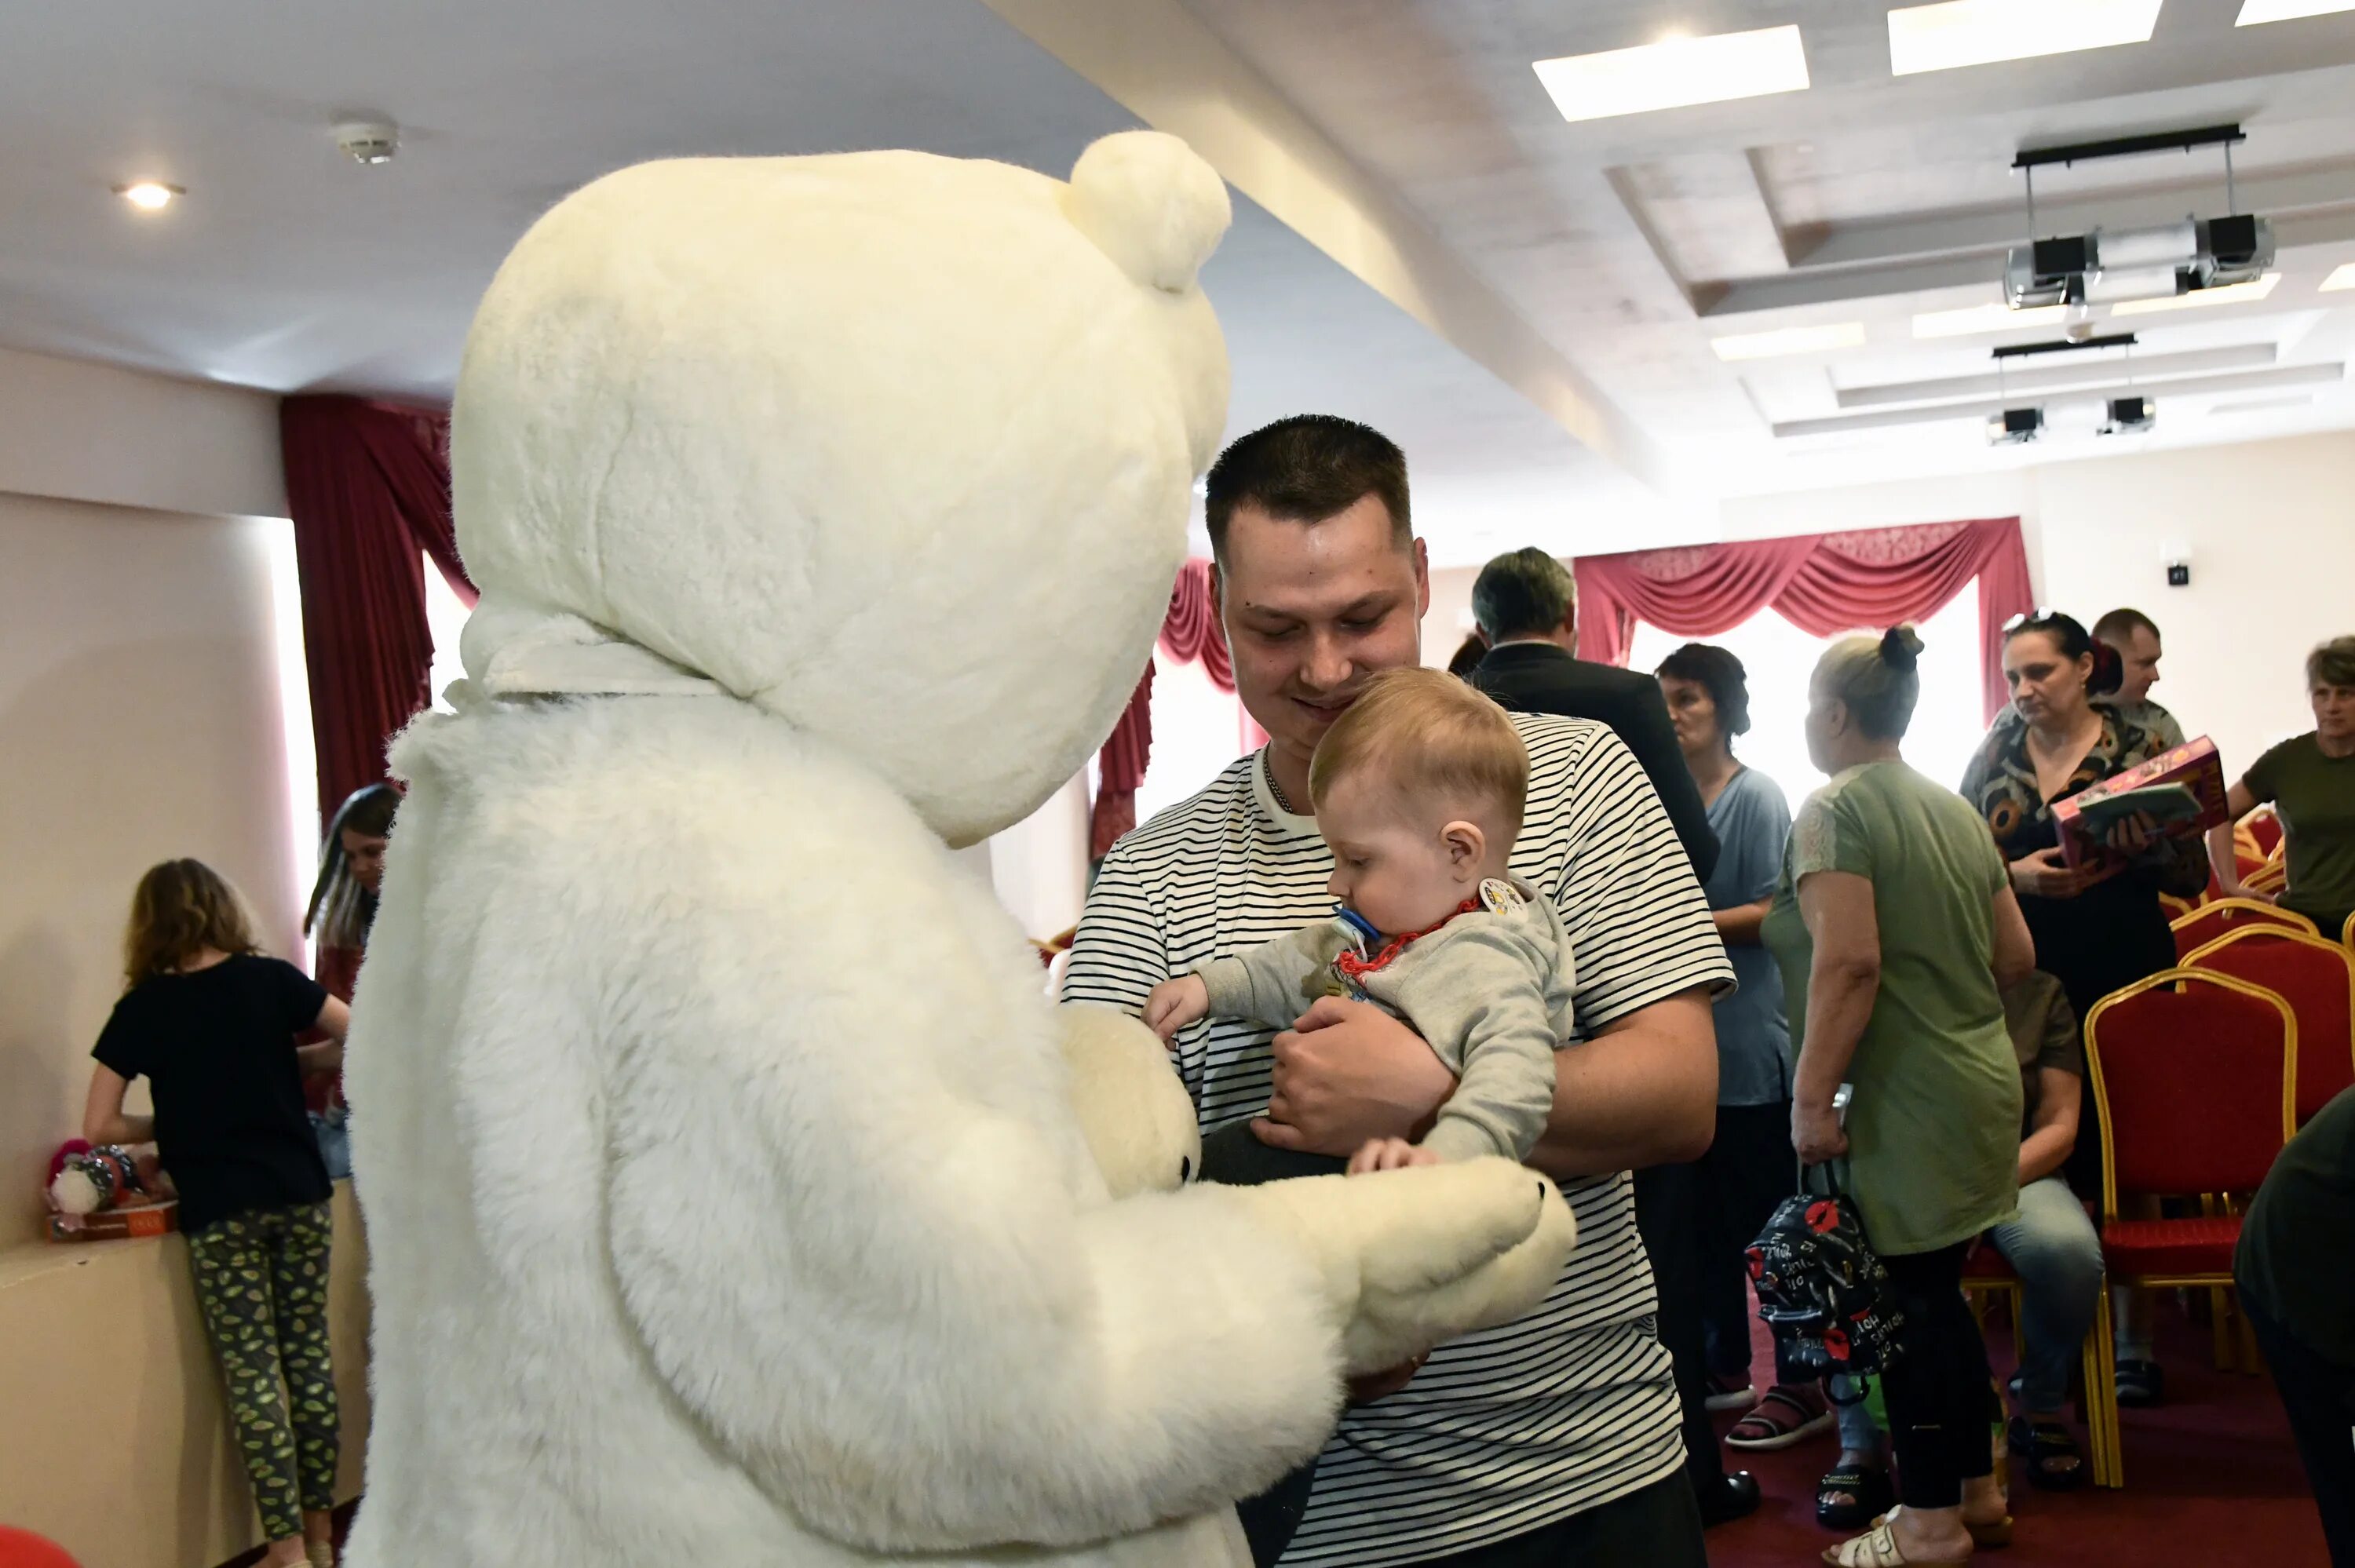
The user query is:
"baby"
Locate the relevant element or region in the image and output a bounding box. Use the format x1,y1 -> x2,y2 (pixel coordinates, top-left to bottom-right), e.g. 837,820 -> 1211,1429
1145,666 -> 1572,1173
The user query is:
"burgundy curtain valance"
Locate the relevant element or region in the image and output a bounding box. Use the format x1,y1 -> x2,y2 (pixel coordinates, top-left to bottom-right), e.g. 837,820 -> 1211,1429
1572,517 -> 2033,724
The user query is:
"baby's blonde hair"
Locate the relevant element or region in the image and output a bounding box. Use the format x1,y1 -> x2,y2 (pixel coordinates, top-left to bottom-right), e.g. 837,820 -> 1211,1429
1309,666 -> 1529,841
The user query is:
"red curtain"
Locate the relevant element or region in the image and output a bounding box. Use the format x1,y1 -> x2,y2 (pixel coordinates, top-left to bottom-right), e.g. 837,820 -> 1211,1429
1572,518 -> 2033,724
279,395 -> 477,827
1090,559 -> 1246,859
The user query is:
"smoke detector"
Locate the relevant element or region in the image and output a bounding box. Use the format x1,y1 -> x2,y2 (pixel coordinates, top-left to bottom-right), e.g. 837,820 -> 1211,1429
334,119 -> 400,166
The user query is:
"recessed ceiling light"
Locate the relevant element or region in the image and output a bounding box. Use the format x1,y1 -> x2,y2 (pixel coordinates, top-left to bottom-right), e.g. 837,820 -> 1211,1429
2108,273 -> 2281,315
115,181 -> 183,211
1710,322 -> 1868,360
1886,0 -> 2162,75
1912,302 -> 2072,338
2235,0 -> 2355,24
2322,262 -> 2355,292
1533,25 -> 1810,122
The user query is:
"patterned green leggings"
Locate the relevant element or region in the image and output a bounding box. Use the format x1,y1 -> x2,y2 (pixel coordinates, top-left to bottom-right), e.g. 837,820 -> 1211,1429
185,1201 -> 339,1541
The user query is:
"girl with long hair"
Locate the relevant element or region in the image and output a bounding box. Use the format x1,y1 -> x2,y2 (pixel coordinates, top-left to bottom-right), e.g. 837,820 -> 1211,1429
82,859 -> 351,1567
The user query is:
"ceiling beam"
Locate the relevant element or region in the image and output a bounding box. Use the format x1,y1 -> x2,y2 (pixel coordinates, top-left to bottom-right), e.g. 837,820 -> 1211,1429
1837,343 -> 2279,408
1775,362 -> 2344,438
1791,163 -> 2355,274
980,0 -> 1679,499
1705,206 -> 2355,317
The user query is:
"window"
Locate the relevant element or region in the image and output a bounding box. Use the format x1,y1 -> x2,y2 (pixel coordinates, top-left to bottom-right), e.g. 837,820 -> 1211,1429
1132,648 -> 1255,826
265,524 -> 319,922
422,556 -> 471,712
1624,583 -> 1988,808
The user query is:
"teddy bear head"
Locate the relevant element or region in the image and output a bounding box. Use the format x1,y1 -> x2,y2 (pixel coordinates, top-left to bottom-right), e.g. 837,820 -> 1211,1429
451,133 -> 1231,845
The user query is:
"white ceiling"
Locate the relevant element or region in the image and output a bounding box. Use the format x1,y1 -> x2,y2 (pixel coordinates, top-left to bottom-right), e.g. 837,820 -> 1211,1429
1180,0 -> 2355,493
0,0 -> 1663,563
6,0 -> 2353,560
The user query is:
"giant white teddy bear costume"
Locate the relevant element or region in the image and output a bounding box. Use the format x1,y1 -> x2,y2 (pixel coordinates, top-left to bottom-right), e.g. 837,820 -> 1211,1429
341,132 -> 1574,1567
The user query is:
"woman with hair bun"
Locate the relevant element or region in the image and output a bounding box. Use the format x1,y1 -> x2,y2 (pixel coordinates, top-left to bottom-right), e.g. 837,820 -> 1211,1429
1765,626 -> 2037,1566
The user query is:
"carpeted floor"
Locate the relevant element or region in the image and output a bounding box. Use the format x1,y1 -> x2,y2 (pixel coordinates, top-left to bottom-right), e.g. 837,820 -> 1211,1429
1704,1291 -> 2329,1566
226,1297 -> 2327,1567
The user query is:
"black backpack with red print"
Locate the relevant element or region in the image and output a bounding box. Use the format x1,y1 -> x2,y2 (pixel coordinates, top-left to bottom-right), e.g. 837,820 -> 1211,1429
1746,1176 -> 1905,1385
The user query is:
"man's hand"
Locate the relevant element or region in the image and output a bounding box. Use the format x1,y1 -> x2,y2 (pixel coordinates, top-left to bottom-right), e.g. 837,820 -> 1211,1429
1141,974 -> 1210,1044
1792,1099 -> 1849,1167
1251,996 -> 1455,1157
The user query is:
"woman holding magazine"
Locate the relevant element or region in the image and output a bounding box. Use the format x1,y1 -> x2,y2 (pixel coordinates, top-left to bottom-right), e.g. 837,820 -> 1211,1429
1962,610 -> 2209,1409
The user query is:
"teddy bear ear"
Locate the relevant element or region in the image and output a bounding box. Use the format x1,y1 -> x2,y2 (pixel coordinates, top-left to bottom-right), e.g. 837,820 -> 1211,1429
1064,130 -> 1232,294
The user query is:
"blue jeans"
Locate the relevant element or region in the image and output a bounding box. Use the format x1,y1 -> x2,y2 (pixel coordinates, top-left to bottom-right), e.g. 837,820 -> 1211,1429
1834,1176 -> 2103,1449
1988,1176 -> 2105,1413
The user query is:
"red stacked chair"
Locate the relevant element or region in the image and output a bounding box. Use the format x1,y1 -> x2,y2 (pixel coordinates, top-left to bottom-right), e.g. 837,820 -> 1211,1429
2185,927 -> 2355,1125
2242,808 -> 2284,859
2169,897 -> 2317,961
2083,968 -> 2297,1486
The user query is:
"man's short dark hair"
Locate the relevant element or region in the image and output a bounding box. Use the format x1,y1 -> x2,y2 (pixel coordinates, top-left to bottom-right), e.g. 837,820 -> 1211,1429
1203,415 -> 1410,564
2092,607 -> 2160,646
1471,547 -> 1575,643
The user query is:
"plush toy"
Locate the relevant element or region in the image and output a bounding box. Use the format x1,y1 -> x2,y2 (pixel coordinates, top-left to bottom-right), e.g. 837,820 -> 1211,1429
46,1140 -> 162,1216
341,132 -> 1574,1568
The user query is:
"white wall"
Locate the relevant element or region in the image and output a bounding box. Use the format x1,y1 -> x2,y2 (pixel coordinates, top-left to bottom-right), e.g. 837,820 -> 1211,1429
0,346 -> 284,520
0,352 -> 300,1250
0,494 -> 305,1249
1714,429 -> 2355,783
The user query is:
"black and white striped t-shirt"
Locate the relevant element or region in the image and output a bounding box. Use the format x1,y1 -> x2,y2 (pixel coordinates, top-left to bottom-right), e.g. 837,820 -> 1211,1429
1061,711 -> 1732,1566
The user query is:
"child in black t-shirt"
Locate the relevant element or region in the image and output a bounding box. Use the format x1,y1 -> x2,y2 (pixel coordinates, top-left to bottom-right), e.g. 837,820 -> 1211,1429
82,859 -> 350,1568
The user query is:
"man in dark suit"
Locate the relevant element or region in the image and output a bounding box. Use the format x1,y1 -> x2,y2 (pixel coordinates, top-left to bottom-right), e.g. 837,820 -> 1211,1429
1468,549 -> 1718,883
1467,547 -> 1751,1527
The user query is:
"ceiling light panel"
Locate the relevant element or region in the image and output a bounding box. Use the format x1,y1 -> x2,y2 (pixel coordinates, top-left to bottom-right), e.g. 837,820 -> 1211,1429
1710,322 -> 1868,361
2235,0 -> 2355,24
1912,303 -> 2071,338
2323,262 -> 2355,292
1887,0 -> 2162,75
1534,25 -> 1810,122
2108,273 -> 2281,315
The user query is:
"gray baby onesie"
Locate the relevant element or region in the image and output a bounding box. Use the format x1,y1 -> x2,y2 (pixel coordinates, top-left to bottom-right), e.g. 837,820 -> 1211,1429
1194,876 -> 1572,1163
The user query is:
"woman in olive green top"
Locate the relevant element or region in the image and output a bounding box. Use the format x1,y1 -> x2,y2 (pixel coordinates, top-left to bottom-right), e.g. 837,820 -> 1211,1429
1765,627 -> 2039,1568
2210,635 -> 2355,939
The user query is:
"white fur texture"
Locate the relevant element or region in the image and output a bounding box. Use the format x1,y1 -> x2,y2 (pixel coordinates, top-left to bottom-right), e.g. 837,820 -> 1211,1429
343,135 -> 1573,1568
450,133 -> 1229,848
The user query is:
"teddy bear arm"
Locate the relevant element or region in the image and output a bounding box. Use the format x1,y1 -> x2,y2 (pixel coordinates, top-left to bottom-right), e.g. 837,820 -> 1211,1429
600,996 -> 1353,1551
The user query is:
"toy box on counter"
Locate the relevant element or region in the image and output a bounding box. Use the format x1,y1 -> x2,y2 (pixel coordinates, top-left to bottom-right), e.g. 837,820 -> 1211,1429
47,1199 -> 178,1243
2053,735 -> 2229,870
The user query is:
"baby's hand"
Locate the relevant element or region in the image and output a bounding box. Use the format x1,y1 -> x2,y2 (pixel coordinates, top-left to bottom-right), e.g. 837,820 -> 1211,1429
1141,974 -> 1210,1045
1348,1137 -> 1441,1175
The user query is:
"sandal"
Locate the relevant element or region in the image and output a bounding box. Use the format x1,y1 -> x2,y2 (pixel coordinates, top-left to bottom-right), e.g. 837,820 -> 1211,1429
1727,1382 -> 1835,1450
1819,1461 -> 1896,1530
2007,1416 -> 2086,1491
2114,1358 -> 2164,1409
1705,1371 -> 1757,1413
1875,1504 -> 2014,1551
1822,1515 -> 1970,1566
